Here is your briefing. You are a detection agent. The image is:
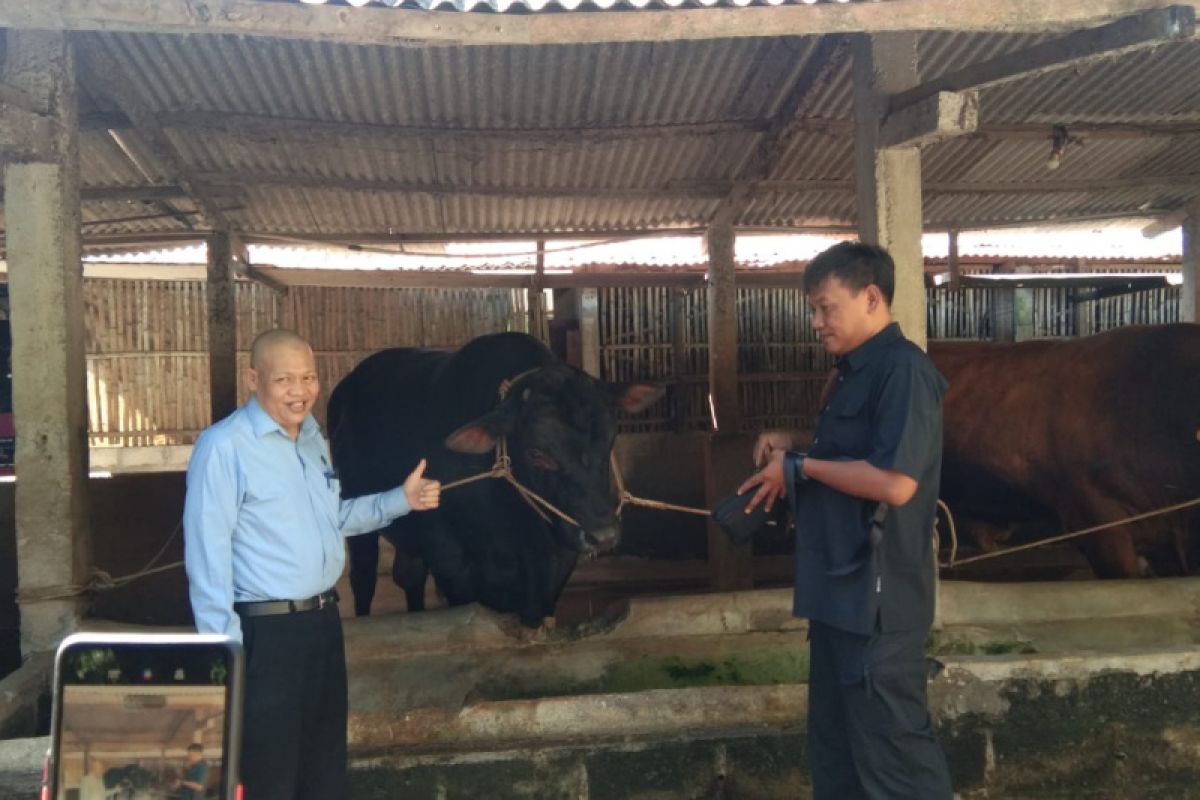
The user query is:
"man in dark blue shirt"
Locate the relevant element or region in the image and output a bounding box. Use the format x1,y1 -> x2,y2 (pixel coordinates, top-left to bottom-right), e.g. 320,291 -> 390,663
740,242 -> 952,798
177,743 -> 209,800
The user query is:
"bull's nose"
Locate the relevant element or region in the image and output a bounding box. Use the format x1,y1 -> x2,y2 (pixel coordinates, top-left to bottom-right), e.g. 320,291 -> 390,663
582,525 -> 620,552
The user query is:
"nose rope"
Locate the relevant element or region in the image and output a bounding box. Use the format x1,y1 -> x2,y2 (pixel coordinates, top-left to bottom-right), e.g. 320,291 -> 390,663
436,371 -> 712,531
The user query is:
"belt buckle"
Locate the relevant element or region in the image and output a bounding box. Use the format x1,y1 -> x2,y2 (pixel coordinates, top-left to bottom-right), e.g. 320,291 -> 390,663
317,593 -> 328,610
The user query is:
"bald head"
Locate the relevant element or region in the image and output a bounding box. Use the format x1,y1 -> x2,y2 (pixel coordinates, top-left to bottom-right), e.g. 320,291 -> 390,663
250,329 -> 311,371
246,329 -> 318,438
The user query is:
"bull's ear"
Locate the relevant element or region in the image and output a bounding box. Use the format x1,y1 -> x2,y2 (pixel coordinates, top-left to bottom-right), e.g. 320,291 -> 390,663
444,409 -> 512,454
607,382 -> 665,414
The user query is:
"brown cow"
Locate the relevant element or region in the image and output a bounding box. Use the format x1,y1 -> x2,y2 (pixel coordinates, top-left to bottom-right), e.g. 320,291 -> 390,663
930,324 -> 1200,578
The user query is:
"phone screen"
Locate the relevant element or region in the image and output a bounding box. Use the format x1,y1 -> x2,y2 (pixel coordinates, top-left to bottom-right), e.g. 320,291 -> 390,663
49,634 -> 242,800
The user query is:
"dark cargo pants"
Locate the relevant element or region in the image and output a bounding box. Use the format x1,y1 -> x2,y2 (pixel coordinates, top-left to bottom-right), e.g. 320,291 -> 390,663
807,620 -> 953,800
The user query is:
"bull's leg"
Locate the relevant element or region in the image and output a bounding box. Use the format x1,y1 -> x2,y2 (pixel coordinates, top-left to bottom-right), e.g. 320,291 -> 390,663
386,528 -> 429,613
419,513 -> 477,607
347,531 -> 380,616
1077,529 -> 1140,578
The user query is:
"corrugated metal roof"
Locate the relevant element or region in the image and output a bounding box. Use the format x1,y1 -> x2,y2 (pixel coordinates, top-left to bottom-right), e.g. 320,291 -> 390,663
1,15 -> 1195,242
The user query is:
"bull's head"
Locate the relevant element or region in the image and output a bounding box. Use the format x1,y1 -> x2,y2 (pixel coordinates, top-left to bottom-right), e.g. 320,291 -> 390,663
443,364 -> 663,554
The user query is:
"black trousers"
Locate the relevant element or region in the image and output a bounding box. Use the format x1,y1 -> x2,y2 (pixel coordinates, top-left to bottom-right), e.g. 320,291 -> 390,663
240,603 -> 348,800
807,620 -> 953,800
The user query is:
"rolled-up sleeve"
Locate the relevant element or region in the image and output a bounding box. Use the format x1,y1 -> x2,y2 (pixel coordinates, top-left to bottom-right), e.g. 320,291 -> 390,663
183,431 -> 242,642
866,362 -> 944,482
339,487 -> 412,538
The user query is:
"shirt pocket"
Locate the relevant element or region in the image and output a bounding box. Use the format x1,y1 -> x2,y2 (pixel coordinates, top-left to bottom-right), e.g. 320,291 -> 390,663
822,389 -> 872,457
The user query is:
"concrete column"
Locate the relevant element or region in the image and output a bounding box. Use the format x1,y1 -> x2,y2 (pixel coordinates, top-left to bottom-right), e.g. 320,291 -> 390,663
4,31 -> 90,655
705,223 -> 739,434
852,34 -> 928,350
705,222 -> 753,591
1183,201 -> 1200,323
207,230 -> 237,424
578,288 -> 600,378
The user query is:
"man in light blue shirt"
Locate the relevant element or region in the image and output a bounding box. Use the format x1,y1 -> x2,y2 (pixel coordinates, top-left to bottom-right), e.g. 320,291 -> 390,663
184,329 -> 440,800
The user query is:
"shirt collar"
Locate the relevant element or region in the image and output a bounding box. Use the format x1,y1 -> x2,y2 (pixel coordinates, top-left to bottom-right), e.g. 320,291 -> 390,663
839,322 -> 903,374
246,396 -> 319,440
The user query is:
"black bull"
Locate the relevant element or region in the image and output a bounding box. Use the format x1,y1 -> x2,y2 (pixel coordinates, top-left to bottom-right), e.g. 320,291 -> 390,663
328,332 -> 663,624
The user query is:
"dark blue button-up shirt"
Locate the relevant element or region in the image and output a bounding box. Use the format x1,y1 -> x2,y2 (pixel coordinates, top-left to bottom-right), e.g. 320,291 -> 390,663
791,322 -> 948,635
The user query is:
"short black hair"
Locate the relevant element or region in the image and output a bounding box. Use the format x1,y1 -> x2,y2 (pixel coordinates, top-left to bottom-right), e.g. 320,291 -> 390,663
803,241 -> 896,305
187,743 -> 203,753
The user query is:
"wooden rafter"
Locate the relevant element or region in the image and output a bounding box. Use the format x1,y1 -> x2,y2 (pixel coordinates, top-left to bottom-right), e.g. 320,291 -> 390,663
888,5 -> 1196,113
0,0 -> 1197,48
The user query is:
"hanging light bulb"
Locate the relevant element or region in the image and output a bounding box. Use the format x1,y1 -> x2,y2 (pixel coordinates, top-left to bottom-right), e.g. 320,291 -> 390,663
346,0 -> 374,6
1046,125 -> 1069,171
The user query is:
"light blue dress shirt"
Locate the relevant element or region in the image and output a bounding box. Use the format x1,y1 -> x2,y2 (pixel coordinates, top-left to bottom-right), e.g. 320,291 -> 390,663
183,397 -> 411,641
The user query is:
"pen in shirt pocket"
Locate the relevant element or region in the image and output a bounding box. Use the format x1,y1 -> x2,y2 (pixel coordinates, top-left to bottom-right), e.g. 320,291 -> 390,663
320,454 -> 338,489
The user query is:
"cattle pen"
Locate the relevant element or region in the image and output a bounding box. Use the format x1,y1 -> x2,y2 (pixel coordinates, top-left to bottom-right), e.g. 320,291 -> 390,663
1,1 -> 1200,798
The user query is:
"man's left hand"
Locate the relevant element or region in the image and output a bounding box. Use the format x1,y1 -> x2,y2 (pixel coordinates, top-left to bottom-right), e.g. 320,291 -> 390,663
404,459 -> 442,511
737,449 -> 786,514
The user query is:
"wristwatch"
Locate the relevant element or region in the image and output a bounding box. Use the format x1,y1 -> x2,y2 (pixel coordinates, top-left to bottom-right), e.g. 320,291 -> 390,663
783,451 -> 808,500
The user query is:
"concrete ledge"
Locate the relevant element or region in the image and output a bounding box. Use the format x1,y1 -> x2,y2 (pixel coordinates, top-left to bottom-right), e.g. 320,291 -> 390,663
0,653 -> 51,740
936,577 -> 1200,628
351,684 -> 804,755
0,735 -> 46,800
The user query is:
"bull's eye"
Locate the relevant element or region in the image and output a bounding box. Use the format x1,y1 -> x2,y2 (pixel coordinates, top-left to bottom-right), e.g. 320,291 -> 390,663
528,448 -> 559,471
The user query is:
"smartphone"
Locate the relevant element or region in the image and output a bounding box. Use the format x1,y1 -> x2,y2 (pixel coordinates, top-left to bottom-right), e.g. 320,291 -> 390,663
46,633 -> 243,800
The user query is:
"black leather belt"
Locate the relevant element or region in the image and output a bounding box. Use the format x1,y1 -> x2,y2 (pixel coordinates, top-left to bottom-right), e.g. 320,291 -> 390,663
234,589 -> 339,617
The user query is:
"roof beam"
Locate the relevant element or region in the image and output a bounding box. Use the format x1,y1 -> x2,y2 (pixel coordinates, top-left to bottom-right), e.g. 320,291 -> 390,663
80,184 -> 186,202
1142,207 -> 1190,237
157,111 -> 766,146
889,6 -> 1196,113
1,0 -> 1198,48
189,172 -> 1200,198
879,90 -> 979,148
107,110 -> 1200,147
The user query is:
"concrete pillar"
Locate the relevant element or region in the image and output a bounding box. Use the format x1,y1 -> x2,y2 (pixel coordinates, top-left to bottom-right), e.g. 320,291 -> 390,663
852,34 -> 928,350
577,288 -> 600,378
705,222 -> 753,592
4,31 -> 90,655
207,230 -> 238,424
705,223 -> 739,434
1183,201 -> 1200,323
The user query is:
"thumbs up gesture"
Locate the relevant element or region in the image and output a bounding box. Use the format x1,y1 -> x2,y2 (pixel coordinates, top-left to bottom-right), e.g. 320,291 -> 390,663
403,458 -> 441,511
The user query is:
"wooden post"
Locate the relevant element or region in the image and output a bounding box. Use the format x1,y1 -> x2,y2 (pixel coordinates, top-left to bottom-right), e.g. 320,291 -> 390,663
4,30 -> 90,655
207,229 -> 237,424
947,229 -> 961,290
671,288 -> 688,434
527,239 -> 549,343
1183,200 -> 1200,324
578,287 -> 600,378
705,222 -> 753,592
853,33 -> 928,350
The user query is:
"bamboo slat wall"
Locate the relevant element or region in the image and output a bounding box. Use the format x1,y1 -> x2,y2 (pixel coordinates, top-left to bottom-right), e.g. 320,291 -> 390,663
85,280 -> 281,447
79,277 -> 1182,446
600,284 -> 1183,434
84,280 -> 521,447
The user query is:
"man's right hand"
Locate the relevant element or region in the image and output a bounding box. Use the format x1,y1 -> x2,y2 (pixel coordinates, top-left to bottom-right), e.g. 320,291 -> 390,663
753,430 -> 794,468
403,459 -> 442,511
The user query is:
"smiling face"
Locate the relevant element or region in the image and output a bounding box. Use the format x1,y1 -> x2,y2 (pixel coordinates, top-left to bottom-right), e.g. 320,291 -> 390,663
807,275 -> 889,357
246,339 -> 319,438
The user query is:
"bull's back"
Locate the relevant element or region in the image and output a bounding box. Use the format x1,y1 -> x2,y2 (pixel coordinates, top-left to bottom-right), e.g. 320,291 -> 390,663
931,324 -> 1200,502
329,347 -> 449,497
